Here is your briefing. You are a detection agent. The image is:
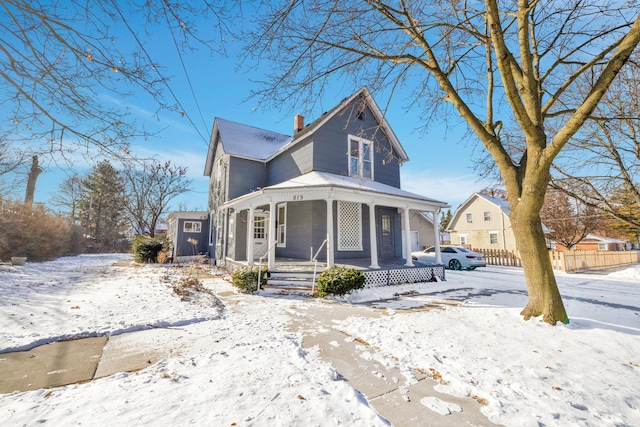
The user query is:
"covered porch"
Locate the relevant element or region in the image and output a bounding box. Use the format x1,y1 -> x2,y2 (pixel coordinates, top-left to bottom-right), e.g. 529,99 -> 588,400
217,172 -> 449,273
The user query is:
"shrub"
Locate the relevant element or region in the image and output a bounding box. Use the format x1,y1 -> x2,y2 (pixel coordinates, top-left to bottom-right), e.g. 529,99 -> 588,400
317,266 -> 365,297
132,236 -> 166,263
231,265 -> 268,293
0,198 -> 85,262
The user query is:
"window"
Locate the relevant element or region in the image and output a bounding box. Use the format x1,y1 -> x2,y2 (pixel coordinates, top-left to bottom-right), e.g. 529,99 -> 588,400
466,213 -> 473,223
337,201 -> 363,251
459,235 -> 467,246
277,203 -> 287,247
382,214 -> 391,235
184,221 -> 201,233
349,136 -> 373,179
489,232 -> 498,245
598,242 -> 608,251
254,216 -> 266,239
484,211 -> 491,221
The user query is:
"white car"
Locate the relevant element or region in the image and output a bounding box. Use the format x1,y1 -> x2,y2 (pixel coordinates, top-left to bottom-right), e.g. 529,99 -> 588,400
411,246 -> 487,270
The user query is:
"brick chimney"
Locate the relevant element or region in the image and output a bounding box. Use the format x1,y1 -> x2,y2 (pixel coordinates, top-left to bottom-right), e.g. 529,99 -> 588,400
294,113 -> 304,134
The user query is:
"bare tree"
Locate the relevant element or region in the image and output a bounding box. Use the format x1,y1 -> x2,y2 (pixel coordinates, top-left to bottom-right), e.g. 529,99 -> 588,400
247,1 -> 640,324
551,56 -> 640,232
50,173 -> 84,222
541,190 -> 602,250
0,1 -> 234,162
123,160 -> 192,237
0,132 -> 28,196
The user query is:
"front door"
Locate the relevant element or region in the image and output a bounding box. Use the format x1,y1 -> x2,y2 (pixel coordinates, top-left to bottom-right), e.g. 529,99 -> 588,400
379,213 -> 395,259
253,214 -> 268,259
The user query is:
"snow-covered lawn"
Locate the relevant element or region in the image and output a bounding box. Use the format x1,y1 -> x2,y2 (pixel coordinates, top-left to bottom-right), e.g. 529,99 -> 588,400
0,254 -> 638,426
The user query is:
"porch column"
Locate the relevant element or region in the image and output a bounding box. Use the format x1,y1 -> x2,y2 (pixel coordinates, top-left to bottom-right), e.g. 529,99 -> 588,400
368,202 -> 379,268
403,207 -> 414,267
432,209 -> 443,264
326,198 -> 334,267
268,201 -> 276,270
247,207 -> 255,266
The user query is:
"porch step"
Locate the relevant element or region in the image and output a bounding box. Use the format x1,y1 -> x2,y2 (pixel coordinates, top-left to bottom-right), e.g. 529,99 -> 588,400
262,271 -> 318,296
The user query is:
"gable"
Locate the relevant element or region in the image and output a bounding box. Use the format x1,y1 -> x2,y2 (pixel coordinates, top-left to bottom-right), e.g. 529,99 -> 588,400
266,87 -> 409,163
449,193 -> 510,230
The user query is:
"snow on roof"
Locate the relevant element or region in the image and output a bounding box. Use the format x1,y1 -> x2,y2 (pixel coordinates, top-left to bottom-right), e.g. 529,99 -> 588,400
268,171 -> 448,205
216,118 -> 291,161
477,193 -> 511,216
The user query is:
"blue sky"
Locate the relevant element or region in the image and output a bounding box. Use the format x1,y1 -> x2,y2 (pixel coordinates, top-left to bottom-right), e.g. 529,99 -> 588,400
13,9 -> 493,214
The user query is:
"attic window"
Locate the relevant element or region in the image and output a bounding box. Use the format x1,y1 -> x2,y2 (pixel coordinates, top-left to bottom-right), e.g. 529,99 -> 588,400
348,135 -> 373,179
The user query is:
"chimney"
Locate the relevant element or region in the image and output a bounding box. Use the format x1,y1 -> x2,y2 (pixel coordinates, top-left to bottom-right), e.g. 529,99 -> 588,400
294,113 -> 304,134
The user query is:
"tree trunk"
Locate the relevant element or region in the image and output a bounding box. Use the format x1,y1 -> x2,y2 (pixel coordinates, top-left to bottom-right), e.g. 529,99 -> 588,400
24,155 -> 42,208
510,203 -> 569,325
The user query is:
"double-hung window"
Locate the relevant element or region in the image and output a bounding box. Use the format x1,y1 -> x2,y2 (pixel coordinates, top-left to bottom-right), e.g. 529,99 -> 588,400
349,136 -> 373,179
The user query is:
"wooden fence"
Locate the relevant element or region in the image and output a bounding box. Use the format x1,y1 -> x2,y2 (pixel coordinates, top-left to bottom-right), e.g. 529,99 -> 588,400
473,248 -> 640,272
473,248 -> 522,267
549,250 -> 640,273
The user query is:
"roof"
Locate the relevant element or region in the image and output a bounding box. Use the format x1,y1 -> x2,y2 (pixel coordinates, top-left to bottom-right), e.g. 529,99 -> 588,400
204,87 -> 410,176
583,233 -> 628,244
223,171 -> 449,211
215,118 -> 292,161
267,87 -> 409,163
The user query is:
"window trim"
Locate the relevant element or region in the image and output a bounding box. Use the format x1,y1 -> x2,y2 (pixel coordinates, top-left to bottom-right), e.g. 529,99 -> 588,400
348,135 -> 374,180
276,203 -> 287,248
184,221 -> 202,233
484,211 -> 491,221
489,231 -> 499,245
466,213 -> 473,223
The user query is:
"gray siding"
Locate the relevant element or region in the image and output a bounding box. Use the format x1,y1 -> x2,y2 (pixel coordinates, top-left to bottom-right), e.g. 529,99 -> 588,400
267,136 -> 313,185
175,218 -> 209,258
228,157 -> 267,200
312,102 -> 402,188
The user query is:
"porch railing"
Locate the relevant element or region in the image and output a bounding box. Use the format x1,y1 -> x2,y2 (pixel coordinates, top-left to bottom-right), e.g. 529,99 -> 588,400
311,239 -> 328,296
257,240 -> 278,293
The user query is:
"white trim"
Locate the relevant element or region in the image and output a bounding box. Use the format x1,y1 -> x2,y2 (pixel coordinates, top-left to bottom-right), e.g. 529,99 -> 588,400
183,221 -> 202,233
276,203 -> 287,247
489,231 -> 499,245
348,134 -> 374,180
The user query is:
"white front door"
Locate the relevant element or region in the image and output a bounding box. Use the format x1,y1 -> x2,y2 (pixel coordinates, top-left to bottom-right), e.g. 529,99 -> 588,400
253,214 -> 268,259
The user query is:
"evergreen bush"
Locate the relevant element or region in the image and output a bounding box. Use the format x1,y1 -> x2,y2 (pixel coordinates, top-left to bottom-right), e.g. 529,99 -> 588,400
231,265 -> 268,293
316,266 -> 365,297
132,236 -> 166,263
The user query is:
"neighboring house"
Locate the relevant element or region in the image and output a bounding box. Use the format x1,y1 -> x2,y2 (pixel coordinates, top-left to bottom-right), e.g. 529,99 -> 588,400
409,211 -> 447,253
448,193 -> 518,251
556,233 -> 629,252
167,211 -> 210,262
203,87 -> 449,270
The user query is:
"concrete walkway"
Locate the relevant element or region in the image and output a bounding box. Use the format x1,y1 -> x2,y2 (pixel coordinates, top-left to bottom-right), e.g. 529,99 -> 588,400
288,301 -> 497,427
0,291 -> 498,426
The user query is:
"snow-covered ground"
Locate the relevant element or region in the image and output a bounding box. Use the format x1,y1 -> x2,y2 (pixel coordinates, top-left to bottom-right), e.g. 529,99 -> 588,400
0,254 -> 638,426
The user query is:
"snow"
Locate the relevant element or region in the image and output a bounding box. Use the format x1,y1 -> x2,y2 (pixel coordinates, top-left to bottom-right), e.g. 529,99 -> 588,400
1,254 -> 639,426
216,118 -> 291,161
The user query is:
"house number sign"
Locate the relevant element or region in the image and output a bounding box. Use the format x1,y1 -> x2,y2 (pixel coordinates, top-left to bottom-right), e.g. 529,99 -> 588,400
292,194 -> 304,201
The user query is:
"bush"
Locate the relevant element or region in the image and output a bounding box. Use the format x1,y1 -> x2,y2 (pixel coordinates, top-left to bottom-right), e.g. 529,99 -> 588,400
132,236 -> 166,263
316,266 -> 365,297
231,265 -> 268,293
0,198 -> 85,262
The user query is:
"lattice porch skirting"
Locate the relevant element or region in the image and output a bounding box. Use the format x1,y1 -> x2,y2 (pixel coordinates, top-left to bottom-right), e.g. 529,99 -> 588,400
362,265 -> 445,288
